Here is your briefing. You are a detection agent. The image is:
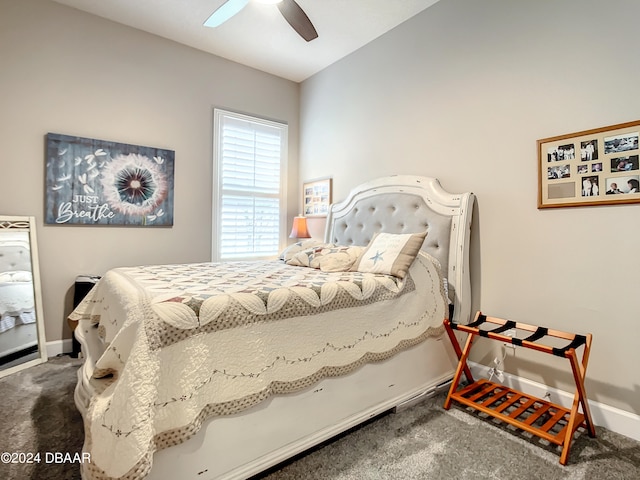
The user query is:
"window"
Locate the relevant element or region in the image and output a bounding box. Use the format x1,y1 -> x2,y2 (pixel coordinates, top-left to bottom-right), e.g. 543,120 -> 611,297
212,109 -> 288,261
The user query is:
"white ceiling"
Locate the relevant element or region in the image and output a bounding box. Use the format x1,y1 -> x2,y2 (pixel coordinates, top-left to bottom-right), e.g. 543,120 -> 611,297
51,0 -> 440,82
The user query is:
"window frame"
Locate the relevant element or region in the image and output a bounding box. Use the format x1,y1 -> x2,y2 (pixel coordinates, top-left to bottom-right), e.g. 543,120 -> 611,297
212,108 -> 288,262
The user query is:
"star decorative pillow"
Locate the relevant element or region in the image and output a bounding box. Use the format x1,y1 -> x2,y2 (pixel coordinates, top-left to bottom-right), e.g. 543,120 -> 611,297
351,231 -> 427,279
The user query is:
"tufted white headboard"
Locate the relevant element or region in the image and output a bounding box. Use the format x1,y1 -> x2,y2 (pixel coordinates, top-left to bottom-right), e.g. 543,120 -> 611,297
325,175 -> 474,325
0,235 -> 32,273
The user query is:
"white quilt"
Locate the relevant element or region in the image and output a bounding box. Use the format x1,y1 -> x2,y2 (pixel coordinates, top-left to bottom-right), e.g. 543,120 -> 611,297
72,252 -> 447,480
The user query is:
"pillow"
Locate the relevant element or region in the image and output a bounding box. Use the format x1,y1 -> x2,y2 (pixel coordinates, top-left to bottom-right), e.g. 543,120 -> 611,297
285,244 -> 365,272
351,231 -> 427,279
279,239 -> 325,262
0,271 -> 32,283
11,271 -> 32,282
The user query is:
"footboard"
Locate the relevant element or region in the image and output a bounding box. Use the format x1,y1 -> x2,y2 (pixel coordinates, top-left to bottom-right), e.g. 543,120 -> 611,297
146,335 -> 458,480
74,318 -> 457,479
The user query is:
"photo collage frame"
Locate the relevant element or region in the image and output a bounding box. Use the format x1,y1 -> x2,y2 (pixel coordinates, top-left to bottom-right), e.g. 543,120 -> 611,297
538,120 -> 640,208
303,177 -> 332,217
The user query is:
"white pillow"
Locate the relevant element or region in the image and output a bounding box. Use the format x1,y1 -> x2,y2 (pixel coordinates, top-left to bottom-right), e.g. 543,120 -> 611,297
285,244 -> 365,272
279,239 -> 325,261
0,271 -> 32,283
11,271 -> 32,282
351,231 -> 427,279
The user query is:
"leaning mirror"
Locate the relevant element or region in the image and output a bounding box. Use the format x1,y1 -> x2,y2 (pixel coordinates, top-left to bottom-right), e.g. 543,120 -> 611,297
0,216 -> 47,377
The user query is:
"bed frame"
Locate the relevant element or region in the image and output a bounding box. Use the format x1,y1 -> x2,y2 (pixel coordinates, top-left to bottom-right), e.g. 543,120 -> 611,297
74,175 -> 474,480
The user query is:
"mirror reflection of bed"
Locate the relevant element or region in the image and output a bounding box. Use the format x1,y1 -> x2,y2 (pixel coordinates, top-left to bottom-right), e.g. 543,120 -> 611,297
0,217 -> 47,376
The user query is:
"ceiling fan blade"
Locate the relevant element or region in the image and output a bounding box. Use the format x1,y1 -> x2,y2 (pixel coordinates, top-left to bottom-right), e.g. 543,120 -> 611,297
204,0 -> 249,28
277,0 -> 318,42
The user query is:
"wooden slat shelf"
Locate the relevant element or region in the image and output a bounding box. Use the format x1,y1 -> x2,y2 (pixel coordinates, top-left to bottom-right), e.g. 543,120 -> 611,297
443,312 -> 596,465
450,378 -> 582,445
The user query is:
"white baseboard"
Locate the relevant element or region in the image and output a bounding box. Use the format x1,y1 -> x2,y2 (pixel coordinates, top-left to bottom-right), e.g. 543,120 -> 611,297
469,361 -> 640,442
46,338 -> 73,359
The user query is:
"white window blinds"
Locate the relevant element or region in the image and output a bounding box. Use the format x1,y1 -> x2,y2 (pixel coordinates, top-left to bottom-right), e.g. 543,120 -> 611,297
213,109 -> 287,261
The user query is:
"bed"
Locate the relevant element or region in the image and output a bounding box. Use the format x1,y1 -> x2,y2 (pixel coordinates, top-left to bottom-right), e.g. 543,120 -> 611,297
0,234 -> 38,361
72,175 -> 475,480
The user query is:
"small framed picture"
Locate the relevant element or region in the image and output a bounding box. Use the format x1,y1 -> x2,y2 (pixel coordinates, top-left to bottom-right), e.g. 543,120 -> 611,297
302,177 -> 332,217
538,120 -> 640,208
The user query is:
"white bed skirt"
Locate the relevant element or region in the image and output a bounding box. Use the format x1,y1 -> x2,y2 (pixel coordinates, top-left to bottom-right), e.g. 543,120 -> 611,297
75,319 -> 457,480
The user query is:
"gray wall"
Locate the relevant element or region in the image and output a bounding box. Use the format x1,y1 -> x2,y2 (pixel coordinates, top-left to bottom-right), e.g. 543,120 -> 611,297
0,0 -> 300,342
2,0 -> 638,421
299,0 -> 640,414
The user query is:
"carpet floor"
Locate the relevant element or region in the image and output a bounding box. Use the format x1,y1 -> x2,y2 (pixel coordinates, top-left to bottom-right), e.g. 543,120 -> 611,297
1,355 -> 639,480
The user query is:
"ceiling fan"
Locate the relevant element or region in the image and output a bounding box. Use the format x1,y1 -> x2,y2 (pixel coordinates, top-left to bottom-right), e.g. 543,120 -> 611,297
204,0 -> 318,42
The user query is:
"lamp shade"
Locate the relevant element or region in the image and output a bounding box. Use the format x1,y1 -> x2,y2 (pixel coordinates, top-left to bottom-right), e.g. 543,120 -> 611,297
289,215 -> 311,239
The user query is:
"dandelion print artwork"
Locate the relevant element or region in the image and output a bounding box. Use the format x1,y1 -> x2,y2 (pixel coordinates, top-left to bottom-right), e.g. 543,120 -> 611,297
101,154 -> 168,217
45,133 -> 174,225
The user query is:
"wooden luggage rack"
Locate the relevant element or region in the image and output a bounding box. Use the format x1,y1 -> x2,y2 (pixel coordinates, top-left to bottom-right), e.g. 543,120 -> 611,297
443,312 -> 596,465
